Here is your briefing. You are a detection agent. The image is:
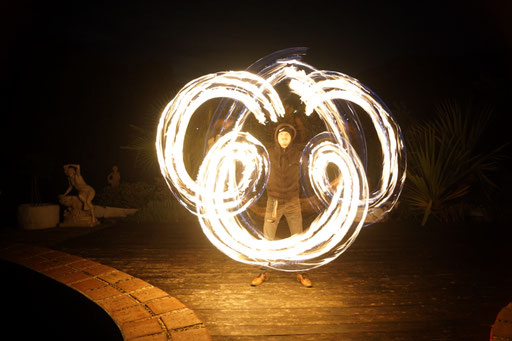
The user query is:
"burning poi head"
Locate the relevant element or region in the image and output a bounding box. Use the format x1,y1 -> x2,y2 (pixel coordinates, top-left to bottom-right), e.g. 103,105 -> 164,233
156,47 -> 406,272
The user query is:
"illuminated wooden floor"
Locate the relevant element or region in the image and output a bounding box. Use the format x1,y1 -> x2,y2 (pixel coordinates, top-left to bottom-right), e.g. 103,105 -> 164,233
5,218 -> 510,340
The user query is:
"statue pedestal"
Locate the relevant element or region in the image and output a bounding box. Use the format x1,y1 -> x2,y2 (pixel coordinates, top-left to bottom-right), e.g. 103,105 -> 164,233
17,204 -> 60,230
58,195 -> 98,227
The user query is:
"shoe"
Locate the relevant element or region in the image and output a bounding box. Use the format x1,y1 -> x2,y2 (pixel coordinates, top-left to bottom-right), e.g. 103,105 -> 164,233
297,273 -> 312,287
251,272 -> 269,286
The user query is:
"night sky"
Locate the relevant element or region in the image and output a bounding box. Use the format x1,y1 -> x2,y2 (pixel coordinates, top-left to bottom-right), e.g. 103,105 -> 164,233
2,1 -> 511,223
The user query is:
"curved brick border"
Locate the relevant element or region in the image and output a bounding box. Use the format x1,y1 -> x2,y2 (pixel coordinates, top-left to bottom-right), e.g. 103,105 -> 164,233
490,302 -> 512,340
0,243 -> 211,341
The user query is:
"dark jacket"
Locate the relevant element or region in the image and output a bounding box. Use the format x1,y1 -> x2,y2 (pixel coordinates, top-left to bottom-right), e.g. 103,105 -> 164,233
266,123 -> 302,200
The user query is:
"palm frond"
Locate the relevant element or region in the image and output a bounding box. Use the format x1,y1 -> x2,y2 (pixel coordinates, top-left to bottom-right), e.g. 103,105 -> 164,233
403,99 -> 505,225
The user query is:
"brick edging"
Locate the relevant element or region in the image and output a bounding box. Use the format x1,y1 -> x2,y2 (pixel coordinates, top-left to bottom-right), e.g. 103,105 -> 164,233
0,243 -> 211,341
490,302 -> 512,340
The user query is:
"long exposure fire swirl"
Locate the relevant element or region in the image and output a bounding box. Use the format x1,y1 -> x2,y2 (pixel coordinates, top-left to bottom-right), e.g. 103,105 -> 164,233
156,48 -> 406,272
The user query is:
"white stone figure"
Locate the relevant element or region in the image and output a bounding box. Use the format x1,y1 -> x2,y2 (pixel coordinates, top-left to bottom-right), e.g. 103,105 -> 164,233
107,165 -> 121,187
60,164 -> 98,226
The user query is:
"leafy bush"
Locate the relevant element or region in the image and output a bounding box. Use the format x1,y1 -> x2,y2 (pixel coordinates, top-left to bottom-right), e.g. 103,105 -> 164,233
95,180 -> 169,209
95,179 -> 196,223
128,199 -> 177,223
403,100 -> 506,225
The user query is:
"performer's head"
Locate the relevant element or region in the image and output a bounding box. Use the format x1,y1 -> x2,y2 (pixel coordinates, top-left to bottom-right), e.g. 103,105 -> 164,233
275,123 -> 296,149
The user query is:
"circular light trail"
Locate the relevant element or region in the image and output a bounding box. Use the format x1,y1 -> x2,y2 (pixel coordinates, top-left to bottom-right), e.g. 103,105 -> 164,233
156,49 -> 406,272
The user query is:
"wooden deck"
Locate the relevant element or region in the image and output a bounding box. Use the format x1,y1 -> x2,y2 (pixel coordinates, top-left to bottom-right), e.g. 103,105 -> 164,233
2,219 -> 510,340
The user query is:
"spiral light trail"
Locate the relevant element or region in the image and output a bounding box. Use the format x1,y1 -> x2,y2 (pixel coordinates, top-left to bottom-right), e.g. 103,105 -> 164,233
156,49 -> 406,272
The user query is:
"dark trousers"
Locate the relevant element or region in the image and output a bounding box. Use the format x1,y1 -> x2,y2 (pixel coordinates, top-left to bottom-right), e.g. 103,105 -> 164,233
263,196 -> 303,240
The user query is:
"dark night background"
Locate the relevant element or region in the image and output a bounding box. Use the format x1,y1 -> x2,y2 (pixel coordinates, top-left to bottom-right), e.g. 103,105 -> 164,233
1,1 -> 511,227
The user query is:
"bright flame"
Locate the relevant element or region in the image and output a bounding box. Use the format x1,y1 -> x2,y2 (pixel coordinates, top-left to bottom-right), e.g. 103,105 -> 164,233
156,50 -> 406,272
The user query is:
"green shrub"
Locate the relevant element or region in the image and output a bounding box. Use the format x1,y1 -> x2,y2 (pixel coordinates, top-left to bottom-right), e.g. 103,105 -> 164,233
128,199 -> 176,223
95,179 -> 198,223
95,180 -> 169,209
403,100 -> 506,226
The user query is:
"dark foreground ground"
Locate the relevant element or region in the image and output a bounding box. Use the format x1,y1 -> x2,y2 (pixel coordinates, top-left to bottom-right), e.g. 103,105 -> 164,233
1,258 -> 124,340
1,217 -> 510,340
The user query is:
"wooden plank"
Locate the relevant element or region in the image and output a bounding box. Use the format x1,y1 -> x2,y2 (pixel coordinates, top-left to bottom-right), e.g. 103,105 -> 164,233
16,220 -> 507,341
203,320 -> 472,337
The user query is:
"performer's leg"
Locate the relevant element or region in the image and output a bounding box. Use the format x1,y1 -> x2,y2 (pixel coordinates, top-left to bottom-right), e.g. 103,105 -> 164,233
285,197 -> 303,236
263,198 -> 283,240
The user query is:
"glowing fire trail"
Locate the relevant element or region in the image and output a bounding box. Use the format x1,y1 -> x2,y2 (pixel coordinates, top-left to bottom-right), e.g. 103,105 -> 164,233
156,50 -> 406,272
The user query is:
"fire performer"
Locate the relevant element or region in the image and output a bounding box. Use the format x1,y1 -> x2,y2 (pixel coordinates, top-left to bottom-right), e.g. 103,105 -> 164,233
251,106 -> 312,287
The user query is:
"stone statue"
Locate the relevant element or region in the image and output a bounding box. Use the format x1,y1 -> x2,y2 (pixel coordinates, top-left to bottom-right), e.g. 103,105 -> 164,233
59,164 -> 98,226
107,165 -> 121,187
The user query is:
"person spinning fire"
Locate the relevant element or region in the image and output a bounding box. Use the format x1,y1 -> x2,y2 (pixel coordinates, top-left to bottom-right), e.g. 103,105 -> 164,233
251,103 -> 312,288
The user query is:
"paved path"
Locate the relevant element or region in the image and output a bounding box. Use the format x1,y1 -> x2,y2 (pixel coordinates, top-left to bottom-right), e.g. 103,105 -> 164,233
0,241 -> 211,341
1,219 -> 511,340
